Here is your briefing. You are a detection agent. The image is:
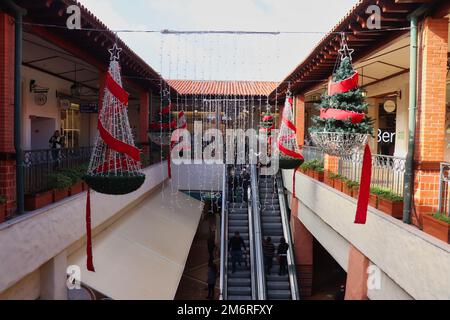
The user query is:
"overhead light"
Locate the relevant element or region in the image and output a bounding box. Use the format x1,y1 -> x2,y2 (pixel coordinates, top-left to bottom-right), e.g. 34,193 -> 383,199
361,89 -> 368,98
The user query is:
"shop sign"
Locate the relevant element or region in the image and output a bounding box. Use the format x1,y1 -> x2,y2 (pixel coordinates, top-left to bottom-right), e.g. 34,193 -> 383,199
80,103 -> 99,113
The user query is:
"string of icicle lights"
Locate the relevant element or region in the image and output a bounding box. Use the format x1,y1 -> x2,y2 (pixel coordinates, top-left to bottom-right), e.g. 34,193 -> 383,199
22,22 -> 411,35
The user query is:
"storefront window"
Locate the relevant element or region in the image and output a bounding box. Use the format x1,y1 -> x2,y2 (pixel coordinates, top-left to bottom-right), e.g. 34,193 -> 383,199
377,100 -> 397,156
61,103 -> 81,148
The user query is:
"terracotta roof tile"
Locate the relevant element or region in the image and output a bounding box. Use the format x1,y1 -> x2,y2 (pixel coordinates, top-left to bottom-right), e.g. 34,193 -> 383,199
167,80 -> 280,96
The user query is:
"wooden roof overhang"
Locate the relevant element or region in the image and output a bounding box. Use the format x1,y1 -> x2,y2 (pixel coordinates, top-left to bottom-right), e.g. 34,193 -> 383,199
270,0 -> 446,102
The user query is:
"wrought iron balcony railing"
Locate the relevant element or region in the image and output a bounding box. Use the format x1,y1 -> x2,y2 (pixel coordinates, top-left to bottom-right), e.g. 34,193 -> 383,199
23,147 -> 93,195
301,146 -> 406,196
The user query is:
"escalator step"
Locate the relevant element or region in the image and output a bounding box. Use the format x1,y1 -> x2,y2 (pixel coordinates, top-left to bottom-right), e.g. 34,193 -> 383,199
229,214 -> 248,220
228,271 -> 251,278
227,295 -> 252,300
228,278 -> 251,286
228,287 -> 252,295
267,290 -> 291,300
229,220 -> 248,226
267,281 -> 290,290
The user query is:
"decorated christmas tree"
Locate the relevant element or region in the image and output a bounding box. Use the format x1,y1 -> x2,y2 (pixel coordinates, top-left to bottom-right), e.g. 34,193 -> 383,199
84,44 -> 145,195
277,94 -> 304,169
310,56 -> 374,135
149,88 -> 177,146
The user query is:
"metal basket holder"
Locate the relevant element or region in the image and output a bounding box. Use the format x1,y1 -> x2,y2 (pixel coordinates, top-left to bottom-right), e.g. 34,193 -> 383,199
310,132 -> 370,157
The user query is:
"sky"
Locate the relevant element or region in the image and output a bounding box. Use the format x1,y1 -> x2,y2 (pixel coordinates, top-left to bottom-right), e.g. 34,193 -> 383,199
77,0 -> 358,81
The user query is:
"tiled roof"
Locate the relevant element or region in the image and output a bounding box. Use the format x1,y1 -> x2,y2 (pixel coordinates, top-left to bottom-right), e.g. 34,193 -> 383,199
167,80 -> 280,96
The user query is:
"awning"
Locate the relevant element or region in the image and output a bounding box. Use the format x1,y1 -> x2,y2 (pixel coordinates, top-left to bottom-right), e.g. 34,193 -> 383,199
68,186 -> 202,300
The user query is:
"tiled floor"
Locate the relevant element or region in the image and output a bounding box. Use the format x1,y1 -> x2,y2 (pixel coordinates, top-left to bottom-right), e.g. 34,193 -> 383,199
175,215 -> 220,300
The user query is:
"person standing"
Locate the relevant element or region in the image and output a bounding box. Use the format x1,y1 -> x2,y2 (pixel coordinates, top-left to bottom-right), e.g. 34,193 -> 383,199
277,237 -> 289,276
206,262 -> 218,300
263,237 -> 275,275
49,130 -> 64,162
207,235 -> 216,265
228,231 -> 246,273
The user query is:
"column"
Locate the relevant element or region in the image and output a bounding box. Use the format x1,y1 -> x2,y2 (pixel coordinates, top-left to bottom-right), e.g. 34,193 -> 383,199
140,91 -> 150,155
291,198 -> 314,298
295,94 -> 305,147
0,13 -> 16,221
413,17 -> 449,225
40,250 -> 68,300
345,245 -> 369,300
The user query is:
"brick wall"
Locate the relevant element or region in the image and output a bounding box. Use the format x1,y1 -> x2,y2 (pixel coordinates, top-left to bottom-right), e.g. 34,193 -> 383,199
0,13 -> 16,220
295,95 -> 305,147
324,155 -> 339,174
413,17 -> 449,225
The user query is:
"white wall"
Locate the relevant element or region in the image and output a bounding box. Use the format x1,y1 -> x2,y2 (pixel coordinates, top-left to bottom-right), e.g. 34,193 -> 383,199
171,163 -> 224,191
0,163 -> 168,296
283,170 -> 450,300
365,72 -> 410,158
22,66 -> 68,149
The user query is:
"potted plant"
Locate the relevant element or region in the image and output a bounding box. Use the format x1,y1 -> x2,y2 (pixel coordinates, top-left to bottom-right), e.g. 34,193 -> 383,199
343,180 -> 359,197
25,189 -> 53,211
377,189 -> 404,219
0,195 -> 6,222
351,182 -> 360,200
78,164 -> 89,191
423,212 -> 450,244
368,187 -> 381,209
313,167 -> 325,182
299,161 -> 310,175
333,175 -> 344,192
324,172 -> 337,188
63,168 -> 83,196
49,173 -> 73,202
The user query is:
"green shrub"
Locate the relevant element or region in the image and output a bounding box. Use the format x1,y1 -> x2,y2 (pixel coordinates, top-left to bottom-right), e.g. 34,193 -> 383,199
0,195 -> 6,205
301,160 -> 324,172
345,180 -> 360,189
48,173 -> 73,190
432,212 -> 450,224
371,187 -> 402,202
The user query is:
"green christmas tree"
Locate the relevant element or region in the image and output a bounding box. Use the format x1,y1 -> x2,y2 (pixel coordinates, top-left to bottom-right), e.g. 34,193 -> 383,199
310,57 -> 374,135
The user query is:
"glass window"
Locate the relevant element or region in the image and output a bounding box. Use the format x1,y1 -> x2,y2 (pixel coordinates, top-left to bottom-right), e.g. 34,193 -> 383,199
61,103 -> 81,148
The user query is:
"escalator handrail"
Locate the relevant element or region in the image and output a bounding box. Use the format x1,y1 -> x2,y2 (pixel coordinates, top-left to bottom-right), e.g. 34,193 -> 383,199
219,165 -> 228,300
276,173 -> 301,300
247,186 -> 257,300
251,165 -> 267,300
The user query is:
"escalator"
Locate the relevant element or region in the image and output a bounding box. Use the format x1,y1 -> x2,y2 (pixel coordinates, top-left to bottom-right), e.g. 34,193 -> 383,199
220,165 -> 299,301
220,165 -> 256,300
256,170 -> 300,300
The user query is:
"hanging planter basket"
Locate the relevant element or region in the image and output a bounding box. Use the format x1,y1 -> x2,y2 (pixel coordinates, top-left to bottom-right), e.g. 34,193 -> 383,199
148,131 -> 172,146
83,174 -> 146,195
310,132 -> 370,157
279,157 -> 304,170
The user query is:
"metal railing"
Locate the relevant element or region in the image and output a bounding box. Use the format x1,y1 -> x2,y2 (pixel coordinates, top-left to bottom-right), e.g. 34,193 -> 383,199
247,186 -> 257,300
251,165 -> 267,300
338,153 -> 406,196
302,146 -> 324,162
23,147 -> 92,195
219,165 -> 228,300
276,173 -> 300,300
438,163 -> 450,217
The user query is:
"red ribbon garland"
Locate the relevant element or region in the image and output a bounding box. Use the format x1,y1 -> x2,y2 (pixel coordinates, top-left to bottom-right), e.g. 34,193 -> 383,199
105,72 -> 129,105
320,109 -> 365,124
355,144 -> 372,224
86,188 -> 95,272
328,71 -> 359,96
86,70 -> 137,272
278,97 -> 304,199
